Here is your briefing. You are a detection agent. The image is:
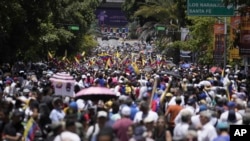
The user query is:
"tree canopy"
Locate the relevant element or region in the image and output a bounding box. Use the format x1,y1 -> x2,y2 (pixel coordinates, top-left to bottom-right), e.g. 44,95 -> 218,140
0,0 -> 100,63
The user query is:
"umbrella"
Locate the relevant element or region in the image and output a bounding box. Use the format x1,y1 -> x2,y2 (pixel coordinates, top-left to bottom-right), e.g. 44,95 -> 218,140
210,66 -> 222,73
75,87 -> 117,101
181,63 -> 191,69
164,70 -> 181,78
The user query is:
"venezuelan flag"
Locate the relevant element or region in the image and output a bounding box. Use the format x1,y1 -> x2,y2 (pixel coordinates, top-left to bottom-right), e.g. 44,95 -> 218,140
23,118 -> 40,141
98,53 -> 111,61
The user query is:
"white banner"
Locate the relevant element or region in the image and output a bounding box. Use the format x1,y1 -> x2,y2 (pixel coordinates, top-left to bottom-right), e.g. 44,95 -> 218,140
181,27 -> 189,41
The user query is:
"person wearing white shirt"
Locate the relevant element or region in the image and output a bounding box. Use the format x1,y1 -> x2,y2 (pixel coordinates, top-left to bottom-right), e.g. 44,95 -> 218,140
197,111 -> 218,141
9,78 -> 17,96
220,101 -> 242,124
191,105 -> 219,128
175,98 -> 196,124
133,101 -> 158,124
78,75 -> 87,89
138,77 -> 148,100
54,119 -> 81,141
86,111 -> 108,141
173,109 -> 192,140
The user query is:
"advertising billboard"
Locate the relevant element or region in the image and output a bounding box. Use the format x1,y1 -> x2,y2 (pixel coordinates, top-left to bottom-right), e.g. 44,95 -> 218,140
95,8 -> 128,27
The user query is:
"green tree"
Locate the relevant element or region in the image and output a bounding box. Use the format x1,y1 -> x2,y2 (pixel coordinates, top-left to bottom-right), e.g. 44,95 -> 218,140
122,0 -> 146,22
133,0 -> 178,41
222,0 -> 250,6
0,0 -> 100,63
172,17 -> 216,65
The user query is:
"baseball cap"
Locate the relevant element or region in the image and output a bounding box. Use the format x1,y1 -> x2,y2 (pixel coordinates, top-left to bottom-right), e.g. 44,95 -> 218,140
227,101 -> 236,108
121,106 -> 131,116
82,75 -> 87,79
187,98 -> 196,105
216,122 -> 229,129
69,101 -> 78,111
97,111 -> 108,118
199,105 -> 207,112
165,93 -> 173,97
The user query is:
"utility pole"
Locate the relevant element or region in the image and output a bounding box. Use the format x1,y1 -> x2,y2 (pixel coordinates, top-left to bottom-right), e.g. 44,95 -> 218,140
224,17 -> 227,69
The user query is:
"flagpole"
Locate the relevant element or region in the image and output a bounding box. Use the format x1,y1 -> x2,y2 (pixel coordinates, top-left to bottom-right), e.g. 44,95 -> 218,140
149,77 -> 158,109
223,17 -> 227,69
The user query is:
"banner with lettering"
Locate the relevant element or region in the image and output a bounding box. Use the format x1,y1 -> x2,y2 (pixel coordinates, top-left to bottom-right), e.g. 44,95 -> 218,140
213,23 -> 225,65
240,16 -> 250,56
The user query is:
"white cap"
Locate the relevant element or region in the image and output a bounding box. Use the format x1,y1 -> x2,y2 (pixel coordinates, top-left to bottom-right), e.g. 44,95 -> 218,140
144,115 -> 154,123
121,106 -> 131,116
23,88 -> 30,93
76,99 -> 85,110
82,75 -> 87,79
97,111 -> 108,118
119,95 -> 128,101
225,68 -> 230,73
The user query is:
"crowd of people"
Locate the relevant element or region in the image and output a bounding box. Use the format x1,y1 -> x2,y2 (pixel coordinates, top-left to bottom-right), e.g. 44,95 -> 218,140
0,41 -> 249,141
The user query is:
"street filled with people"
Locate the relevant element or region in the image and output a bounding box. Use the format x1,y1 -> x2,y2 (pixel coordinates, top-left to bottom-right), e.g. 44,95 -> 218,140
0,40 -> 249,141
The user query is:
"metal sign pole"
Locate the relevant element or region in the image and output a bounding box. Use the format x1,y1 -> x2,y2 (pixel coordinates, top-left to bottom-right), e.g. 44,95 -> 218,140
224,17 -> 227,69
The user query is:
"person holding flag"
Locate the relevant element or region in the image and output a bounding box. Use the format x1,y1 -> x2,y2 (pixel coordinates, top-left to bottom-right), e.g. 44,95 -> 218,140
23,100 -> 41,141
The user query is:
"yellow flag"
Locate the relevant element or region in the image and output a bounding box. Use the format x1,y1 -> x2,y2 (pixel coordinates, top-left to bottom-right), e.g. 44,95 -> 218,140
81,51 -> 85,56
74,57 -> 80,64
48,51 -> 53,59
221,69 -> 225,77
105,58 -> 111,69
142,59 -> 146,66
132,62 -> 140,75
116,51 -> 120,58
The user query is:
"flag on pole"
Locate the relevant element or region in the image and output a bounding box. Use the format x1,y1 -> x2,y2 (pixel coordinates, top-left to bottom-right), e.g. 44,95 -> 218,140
115,51 -> 120,58
81,51 -> 85,56
105,58 -> 111,69
131,62 -> 140,75
48,51 -> 53,59
23,118 -> 40,141
74,57 -> 80,64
